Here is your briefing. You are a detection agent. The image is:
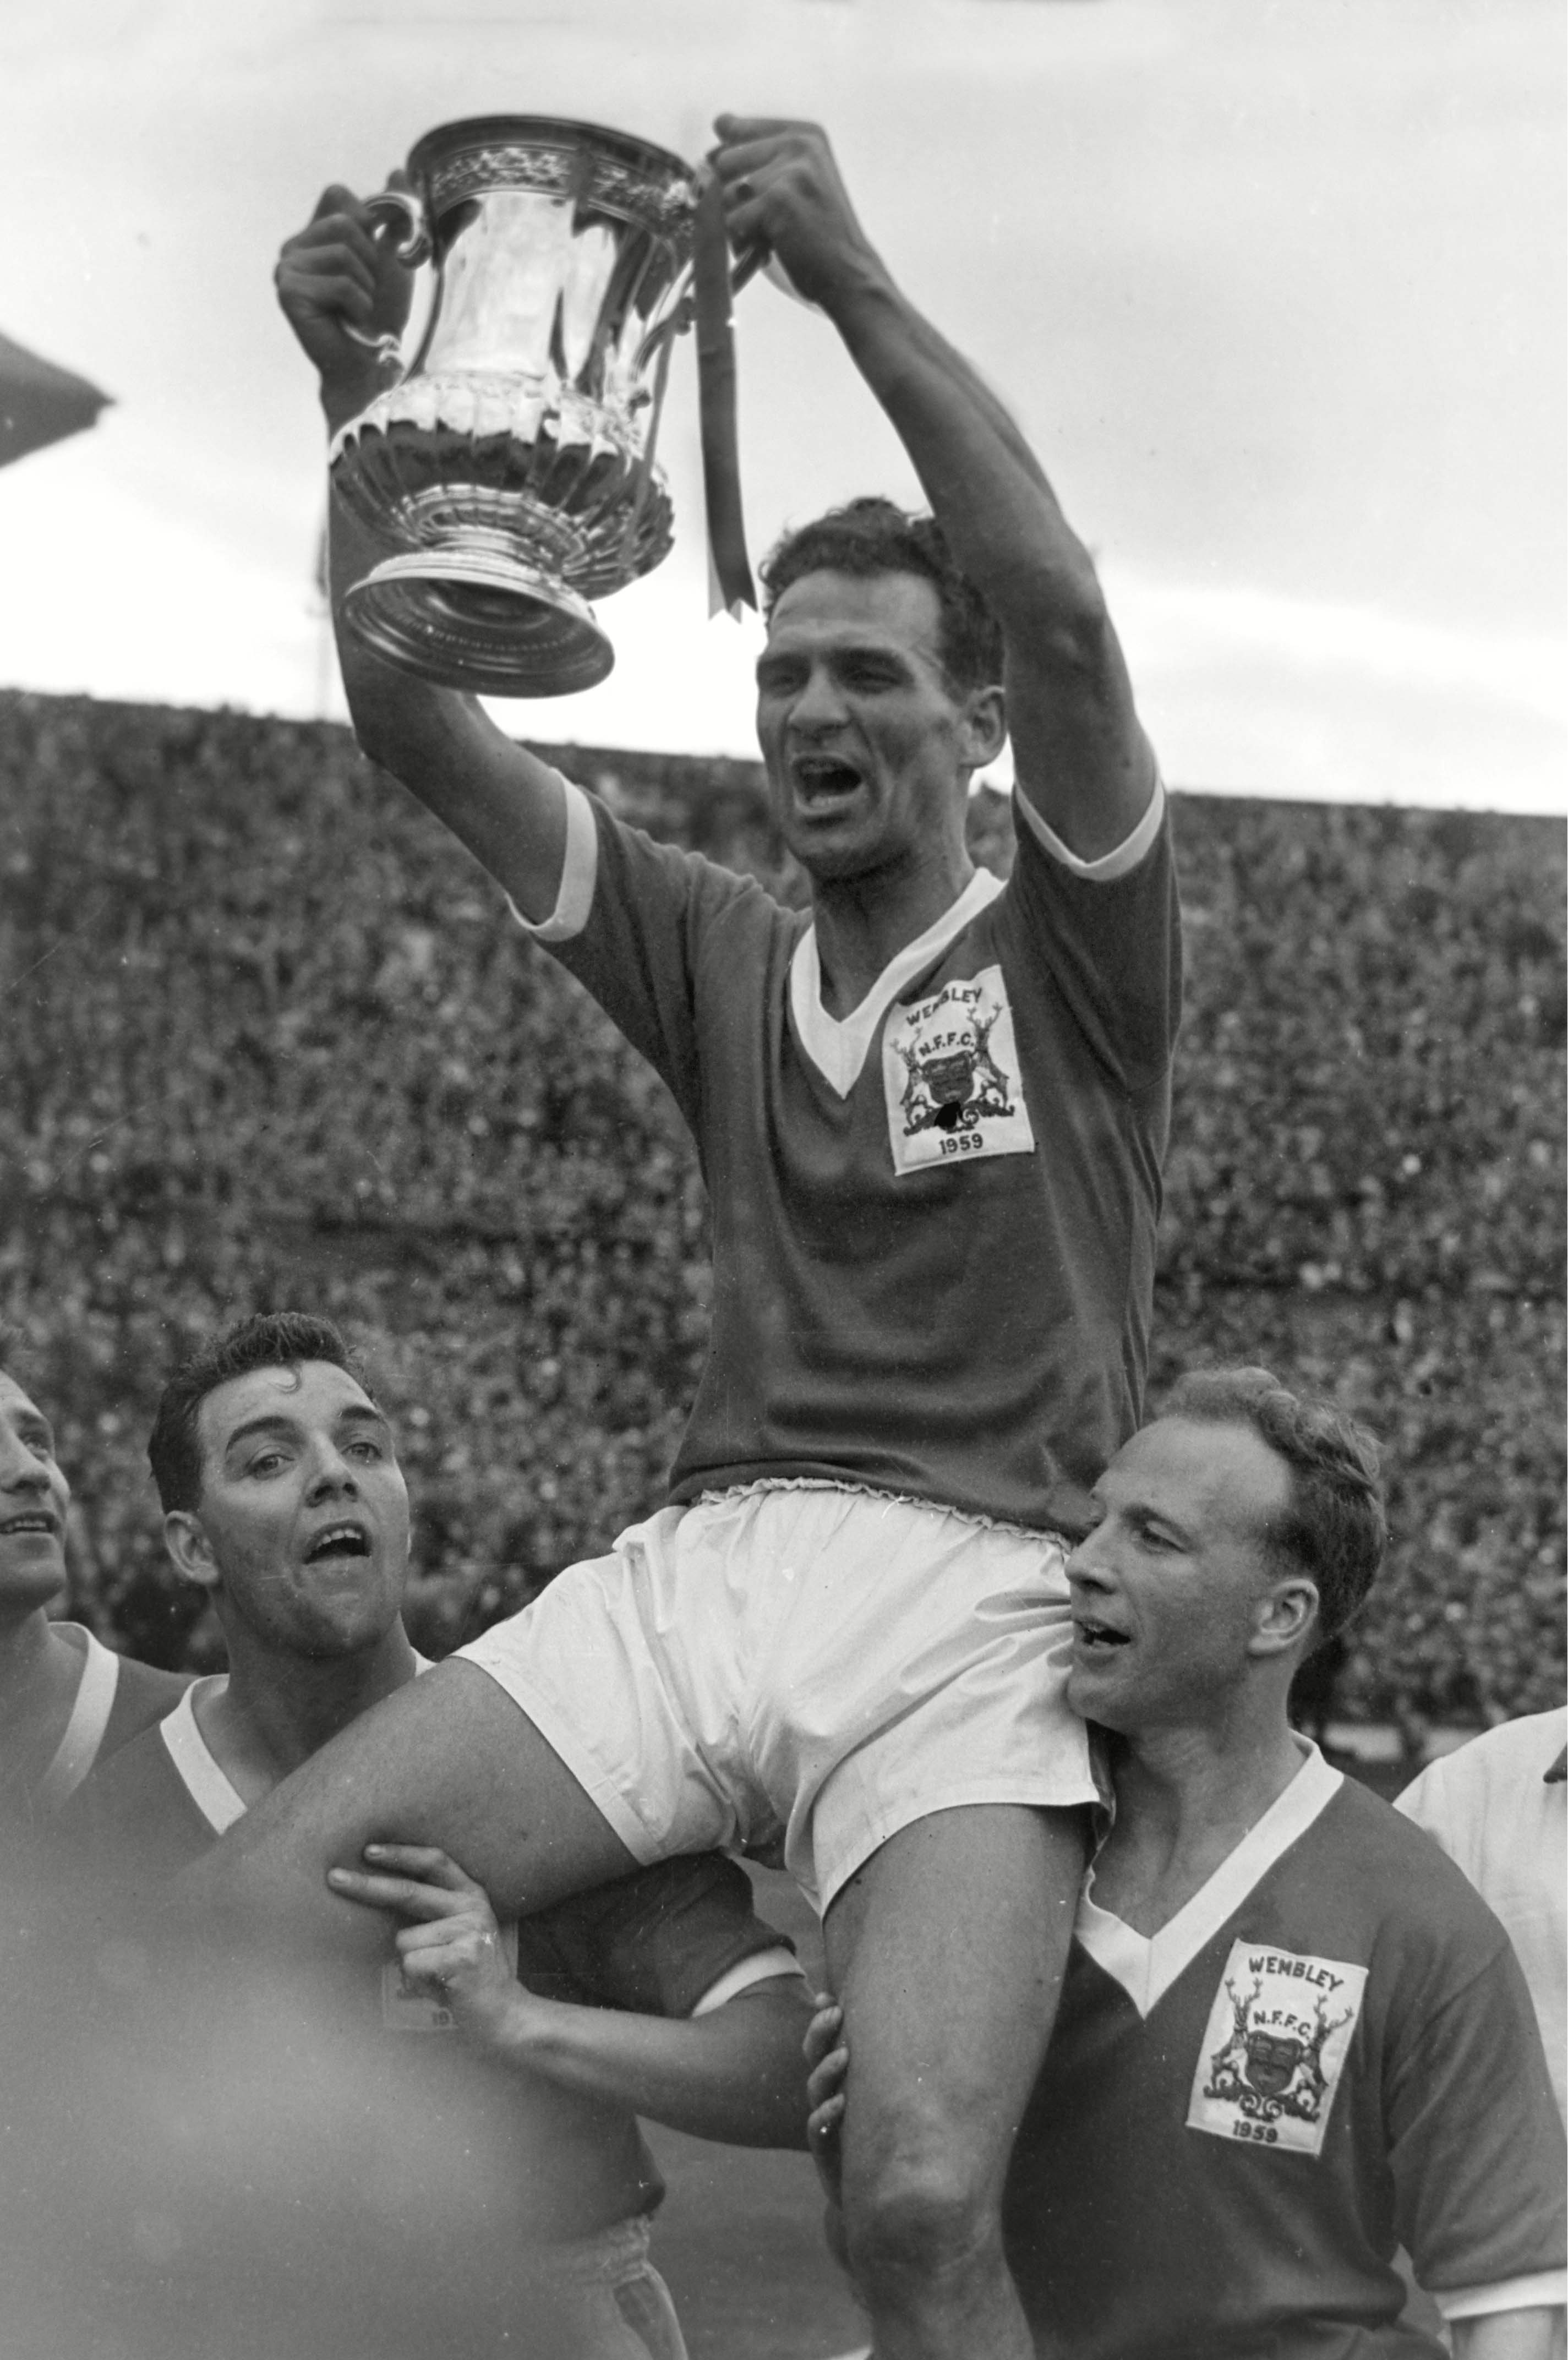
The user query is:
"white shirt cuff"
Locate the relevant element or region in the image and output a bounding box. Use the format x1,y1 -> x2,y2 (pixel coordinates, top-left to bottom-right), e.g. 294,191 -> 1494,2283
1437,2270 -> 1568,2320
689,1945 -> 806,2017
1013,770 -> 1165,882
506,774 -> 598,943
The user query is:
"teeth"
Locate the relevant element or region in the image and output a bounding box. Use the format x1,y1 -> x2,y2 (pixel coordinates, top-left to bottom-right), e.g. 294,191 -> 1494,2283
0,1516 -> 52,1534
308,1525 -> 367,1560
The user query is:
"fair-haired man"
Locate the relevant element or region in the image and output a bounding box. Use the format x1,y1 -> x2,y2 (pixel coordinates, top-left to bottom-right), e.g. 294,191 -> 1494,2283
808,1368 -> 1566,2358
69,1310 -> 813,2359
0,1333 -> 188,1820
221,117 -> 1180,2358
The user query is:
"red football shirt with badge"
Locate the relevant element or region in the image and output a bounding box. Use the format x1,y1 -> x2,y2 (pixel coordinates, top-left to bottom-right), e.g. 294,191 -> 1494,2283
522,769 -> 1181,1539
1002,1747 -> 1567,2356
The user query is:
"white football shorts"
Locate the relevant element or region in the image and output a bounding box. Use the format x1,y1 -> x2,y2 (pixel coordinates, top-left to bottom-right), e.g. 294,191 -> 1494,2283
457,1482 -> 1094,1913
528,2216 -> 687,2359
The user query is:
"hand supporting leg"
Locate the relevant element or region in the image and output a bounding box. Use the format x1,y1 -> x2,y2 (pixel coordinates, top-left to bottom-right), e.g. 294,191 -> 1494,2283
823,1804 -> 1083,2360
178,1659 -> 642,1961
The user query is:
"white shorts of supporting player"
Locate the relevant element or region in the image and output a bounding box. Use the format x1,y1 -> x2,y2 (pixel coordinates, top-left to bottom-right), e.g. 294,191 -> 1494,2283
530,2215 -> 687,2359
457,1482 -> 1095,1913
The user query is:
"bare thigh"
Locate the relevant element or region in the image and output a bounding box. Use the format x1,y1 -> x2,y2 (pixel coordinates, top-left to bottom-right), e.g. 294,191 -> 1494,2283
823,1802 -> 1084,2208
181,1660 -> 641,1958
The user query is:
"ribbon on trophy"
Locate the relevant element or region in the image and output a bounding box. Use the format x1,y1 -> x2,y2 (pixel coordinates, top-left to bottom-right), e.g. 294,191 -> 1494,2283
335,117 -> 769,694
692,169 -> 757,620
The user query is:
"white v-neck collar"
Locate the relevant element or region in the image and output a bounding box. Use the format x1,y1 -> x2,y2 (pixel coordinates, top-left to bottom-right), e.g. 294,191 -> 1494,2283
34,1625 -> 120,1815
1077,1742 -> 1343,2019
157,1653 -> 435,1835
160,1678 -> 247,1834
789,867 -> 1004,1097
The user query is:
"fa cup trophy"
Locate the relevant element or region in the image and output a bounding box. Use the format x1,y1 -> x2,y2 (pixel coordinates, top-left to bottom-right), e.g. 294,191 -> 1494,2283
331,116 -> 757,696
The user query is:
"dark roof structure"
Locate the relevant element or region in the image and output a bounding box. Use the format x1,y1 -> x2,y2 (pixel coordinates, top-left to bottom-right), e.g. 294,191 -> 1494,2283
0,330 -> 111,468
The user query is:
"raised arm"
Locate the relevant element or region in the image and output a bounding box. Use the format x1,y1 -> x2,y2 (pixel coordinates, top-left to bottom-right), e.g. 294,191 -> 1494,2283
711,118 -> 1151,861
274,187 -> 569,921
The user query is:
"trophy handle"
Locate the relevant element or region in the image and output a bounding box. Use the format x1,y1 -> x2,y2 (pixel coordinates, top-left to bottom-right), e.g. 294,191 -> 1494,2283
340,188 -> 432,369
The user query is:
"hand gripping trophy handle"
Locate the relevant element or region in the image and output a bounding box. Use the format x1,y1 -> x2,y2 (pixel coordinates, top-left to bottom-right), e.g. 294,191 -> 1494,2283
328,118 -> 771,697
340,189 -> 434,369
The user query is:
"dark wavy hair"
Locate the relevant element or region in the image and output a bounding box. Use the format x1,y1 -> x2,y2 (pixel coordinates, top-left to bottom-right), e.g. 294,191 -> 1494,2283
1161,1366 -> 1387,1645
760,498 -> 1004,697
148,1311 -> 369,1515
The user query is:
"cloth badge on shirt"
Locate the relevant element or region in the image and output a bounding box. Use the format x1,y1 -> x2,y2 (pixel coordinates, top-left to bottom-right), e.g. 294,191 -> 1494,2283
881,964 -> 1036,1177
380,1918 -> 520,2033
1187,1938 -> 1367,2156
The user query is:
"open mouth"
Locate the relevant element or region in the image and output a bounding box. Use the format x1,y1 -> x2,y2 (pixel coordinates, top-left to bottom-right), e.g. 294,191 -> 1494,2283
0,1512 -> 57,1539
1073,1615 -> 1132,1653
791,754 -> 864,806
304,1523 -> 371,1565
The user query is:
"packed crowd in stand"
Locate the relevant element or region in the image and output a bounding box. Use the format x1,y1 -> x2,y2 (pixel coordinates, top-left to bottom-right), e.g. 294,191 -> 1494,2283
2,698 -> 1561,1729
0,111 -> 1561,2360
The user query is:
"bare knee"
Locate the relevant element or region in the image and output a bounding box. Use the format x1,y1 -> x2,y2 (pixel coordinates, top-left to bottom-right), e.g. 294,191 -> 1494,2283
842,2151 -> 1003,2304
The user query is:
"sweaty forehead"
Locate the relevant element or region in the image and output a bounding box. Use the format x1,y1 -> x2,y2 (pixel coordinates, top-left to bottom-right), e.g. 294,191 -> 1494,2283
766,567 -> 947,660
200,1359 -> 376,1459
1103,1416 -> 1292,1539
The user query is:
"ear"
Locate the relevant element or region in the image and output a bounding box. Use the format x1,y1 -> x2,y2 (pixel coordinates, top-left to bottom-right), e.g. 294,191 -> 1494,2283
163,1510 -> 221,1592
1249,1578 -> 1320,1662
958,684 -> 1007,771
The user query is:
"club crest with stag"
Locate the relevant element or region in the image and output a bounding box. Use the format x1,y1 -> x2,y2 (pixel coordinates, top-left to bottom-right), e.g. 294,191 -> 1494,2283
1187,1940 -> 1367,2157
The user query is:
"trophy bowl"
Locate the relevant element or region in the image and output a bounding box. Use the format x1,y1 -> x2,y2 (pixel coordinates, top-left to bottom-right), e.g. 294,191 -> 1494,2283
331,116 -> 728,697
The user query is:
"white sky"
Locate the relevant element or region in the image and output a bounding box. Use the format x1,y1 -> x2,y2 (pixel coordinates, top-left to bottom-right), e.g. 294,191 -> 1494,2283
0,0 -> 1561,812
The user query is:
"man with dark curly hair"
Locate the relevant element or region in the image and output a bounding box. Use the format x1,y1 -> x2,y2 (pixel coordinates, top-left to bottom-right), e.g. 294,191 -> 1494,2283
236,116 -> 1182,2357
68,1309 -> 811,2357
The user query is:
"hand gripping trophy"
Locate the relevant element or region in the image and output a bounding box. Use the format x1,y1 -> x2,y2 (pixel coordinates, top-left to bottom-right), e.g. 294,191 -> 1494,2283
330,115 -> 760,696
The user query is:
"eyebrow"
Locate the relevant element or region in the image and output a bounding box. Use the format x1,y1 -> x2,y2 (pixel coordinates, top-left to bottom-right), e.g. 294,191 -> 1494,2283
1108,1492 -> 1197,1548
1140,1504 -> 1194,1539
221,1404 -> 391,1456
756,641 -> 917,677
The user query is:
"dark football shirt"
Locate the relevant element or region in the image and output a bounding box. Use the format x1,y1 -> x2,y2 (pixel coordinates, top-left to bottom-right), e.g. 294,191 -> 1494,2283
65,1680 -> 796,2018
1003,1749 -> 1566,2357
525,773 -> 1181,1538
35,1623 -> 192,1816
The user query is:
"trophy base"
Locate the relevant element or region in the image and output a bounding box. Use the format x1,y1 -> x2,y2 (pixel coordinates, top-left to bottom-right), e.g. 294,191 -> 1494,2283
343,548 -> 615,697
